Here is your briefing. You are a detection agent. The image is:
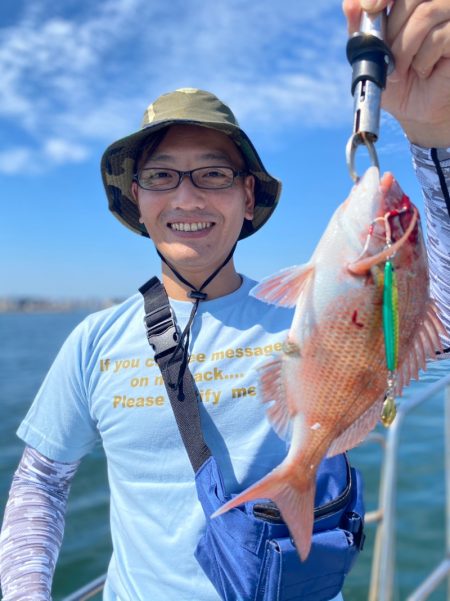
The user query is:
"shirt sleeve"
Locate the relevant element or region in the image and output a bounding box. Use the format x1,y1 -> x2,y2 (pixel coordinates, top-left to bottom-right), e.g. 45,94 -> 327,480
410,144 -> 450,351
0,447 -> 79,601
17,319 -> 99,463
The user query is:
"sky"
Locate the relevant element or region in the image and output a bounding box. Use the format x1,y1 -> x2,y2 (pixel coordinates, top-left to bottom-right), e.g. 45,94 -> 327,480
1,0 -> 421,300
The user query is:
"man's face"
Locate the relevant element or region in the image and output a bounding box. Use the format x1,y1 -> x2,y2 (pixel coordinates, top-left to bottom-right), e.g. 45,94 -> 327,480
132,125 -> 255,279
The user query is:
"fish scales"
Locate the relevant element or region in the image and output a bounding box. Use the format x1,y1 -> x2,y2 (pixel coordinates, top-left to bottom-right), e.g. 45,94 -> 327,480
212,167 -> 446,560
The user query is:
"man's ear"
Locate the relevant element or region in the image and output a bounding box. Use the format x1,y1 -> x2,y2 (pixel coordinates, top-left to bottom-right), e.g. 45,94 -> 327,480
131,181 -> 144,224
243,175 -> 255,221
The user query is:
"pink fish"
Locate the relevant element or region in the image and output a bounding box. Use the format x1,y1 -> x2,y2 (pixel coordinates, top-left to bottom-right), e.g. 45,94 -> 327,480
212,167 -> 445,560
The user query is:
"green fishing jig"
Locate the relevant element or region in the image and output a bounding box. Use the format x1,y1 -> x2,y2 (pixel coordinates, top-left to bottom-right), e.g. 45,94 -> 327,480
382,259 -> 399,371
381,258 -> 399,426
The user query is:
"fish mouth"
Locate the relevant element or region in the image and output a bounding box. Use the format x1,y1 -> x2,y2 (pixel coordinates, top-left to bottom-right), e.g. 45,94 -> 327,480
348,206 -> 419,276
346,170 -> 420,276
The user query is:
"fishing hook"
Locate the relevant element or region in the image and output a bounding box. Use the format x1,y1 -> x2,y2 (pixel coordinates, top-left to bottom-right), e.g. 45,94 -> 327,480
355,206 -> 409,263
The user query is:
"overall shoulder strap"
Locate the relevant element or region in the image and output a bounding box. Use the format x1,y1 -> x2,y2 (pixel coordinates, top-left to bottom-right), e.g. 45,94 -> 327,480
139,276 -> 212,473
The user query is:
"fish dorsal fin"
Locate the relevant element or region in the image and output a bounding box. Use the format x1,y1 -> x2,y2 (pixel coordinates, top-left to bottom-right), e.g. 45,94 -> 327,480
258,356 -> 295,441
251,264 -> 314,308
397,300 -> 446,390
327,396 -> 384,457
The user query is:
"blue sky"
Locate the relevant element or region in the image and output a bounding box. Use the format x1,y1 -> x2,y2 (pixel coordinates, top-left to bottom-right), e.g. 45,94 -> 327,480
1,0 -> 420,300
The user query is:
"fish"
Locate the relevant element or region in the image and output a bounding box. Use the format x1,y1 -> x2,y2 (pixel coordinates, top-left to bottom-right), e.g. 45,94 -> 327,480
212,166 -> 445,560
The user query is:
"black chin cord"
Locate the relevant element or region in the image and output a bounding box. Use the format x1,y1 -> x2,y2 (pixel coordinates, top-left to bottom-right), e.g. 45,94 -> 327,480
157,243 -> 237,386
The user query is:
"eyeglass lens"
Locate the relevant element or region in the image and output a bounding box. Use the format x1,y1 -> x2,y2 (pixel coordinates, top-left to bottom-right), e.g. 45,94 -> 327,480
138,167 -> 237,190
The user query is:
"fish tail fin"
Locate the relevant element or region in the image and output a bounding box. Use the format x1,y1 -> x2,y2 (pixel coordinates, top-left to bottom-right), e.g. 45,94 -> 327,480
211,466 -> 286,518
277,479 -> 316,561
211,464 -> 316,561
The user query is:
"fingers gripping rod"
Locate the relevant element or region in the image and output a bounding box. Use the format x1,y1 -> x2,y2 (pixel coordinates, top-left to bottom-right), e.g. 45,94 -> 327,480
346,10 -> 395,181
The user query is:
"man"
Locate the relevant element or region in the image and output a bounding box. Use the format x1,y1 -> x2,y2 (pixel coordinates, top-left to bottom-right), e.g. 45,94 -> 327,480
1,1 -> 450,600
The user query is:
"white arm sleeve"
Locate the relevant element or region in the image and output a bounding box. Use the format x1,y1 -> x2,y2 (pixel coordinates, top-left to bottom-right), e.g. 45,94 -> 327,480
411,144 -> 450,351
0,446 -> 80,601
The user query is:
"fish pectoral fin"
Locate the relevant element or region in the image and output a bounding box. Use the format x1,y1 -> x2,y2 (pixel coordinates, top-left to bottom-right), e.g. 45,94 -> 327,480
398,300 -> 446,389
251,264 -> 314,307
259,357 -> 296,441
327,396 -> 385,457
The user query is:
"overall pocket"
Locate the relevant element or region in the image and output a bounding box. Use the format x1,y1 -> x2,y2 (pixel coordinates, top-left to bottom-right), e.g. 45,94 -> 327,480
255,527 -> 359,601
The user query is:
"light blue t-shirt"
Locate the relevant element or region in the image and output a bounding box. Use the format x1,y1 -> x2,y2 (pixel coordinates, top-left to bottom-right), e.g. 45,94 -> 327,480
18,275 -> 307,600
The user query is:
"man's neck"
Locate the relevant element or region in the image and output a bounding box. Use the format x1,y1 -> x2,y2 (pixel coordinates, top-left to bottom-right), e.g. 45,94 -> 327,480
161,261 -> 242,301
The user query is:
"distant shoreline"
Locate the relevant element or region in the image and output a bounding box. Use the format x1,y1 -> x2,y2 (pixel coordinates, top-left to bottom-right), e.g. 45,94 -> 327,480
0,298 -> 123,313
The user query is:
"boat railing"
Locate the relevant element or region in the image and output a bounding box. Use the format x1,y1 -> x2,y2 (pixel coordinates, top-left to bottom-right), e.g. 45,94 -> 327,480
61,573 -> 106,601
367,370 -> 450,601
61,371 -> 450,601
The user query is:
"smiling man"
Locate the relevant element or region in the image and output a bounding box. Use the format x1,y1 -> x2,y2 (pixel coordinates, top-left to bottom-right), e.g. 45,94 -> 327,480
131,123 -> 255,299
2,1 -> 450,599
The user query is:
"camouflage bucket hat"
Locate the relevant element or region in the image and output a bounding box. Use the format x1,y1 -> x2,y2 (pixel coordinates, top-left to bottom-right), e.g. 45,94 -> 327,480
101,88 -> 281,240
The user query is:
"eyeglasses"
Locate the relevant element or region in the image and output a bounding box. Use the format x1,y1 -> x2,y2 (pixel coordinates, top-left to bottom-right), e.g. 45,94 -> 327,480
134,166 -> 247,191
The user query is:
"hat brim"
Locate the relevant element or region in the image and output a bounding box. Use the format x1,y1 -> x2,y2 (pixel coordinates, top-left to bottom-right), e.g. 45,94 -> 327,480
101,118 -> 281,240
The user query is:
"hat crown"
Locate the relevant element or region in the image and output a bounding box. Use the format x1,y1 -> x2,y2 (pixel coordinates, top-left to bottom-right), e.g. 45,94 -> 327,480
141,88 -> 239,130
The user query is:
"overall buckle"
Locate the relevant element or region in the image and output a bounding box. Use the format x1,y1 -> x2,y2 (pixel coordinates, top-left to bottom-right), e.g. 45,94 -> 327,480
143,306 -> 180,358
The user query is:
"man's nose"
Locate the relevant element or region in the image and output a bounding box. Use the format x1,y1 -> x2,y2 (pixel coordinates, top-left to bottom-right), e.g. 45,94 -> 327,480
172,176 -> 206,209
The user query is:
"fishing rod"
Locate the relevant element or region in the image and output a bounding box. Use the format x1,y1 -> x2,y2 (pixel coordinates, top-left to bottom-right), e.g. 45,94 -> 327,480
346,9 -> 395,181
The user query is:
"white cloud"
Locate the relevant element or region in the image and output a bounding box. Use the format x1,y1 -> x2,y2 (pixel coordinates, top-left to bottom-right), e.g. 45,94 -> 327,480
222,68 -> 352,129
0,0 -> 353,172
43,138 -> 89,164
0,139 -> 89,174
0,147 -> 32,174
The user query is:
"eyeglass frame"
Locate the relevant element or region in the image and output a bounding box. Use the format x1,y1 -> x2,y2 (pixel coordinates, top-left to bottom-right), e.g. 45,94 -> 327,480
133,165 -> 248,191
